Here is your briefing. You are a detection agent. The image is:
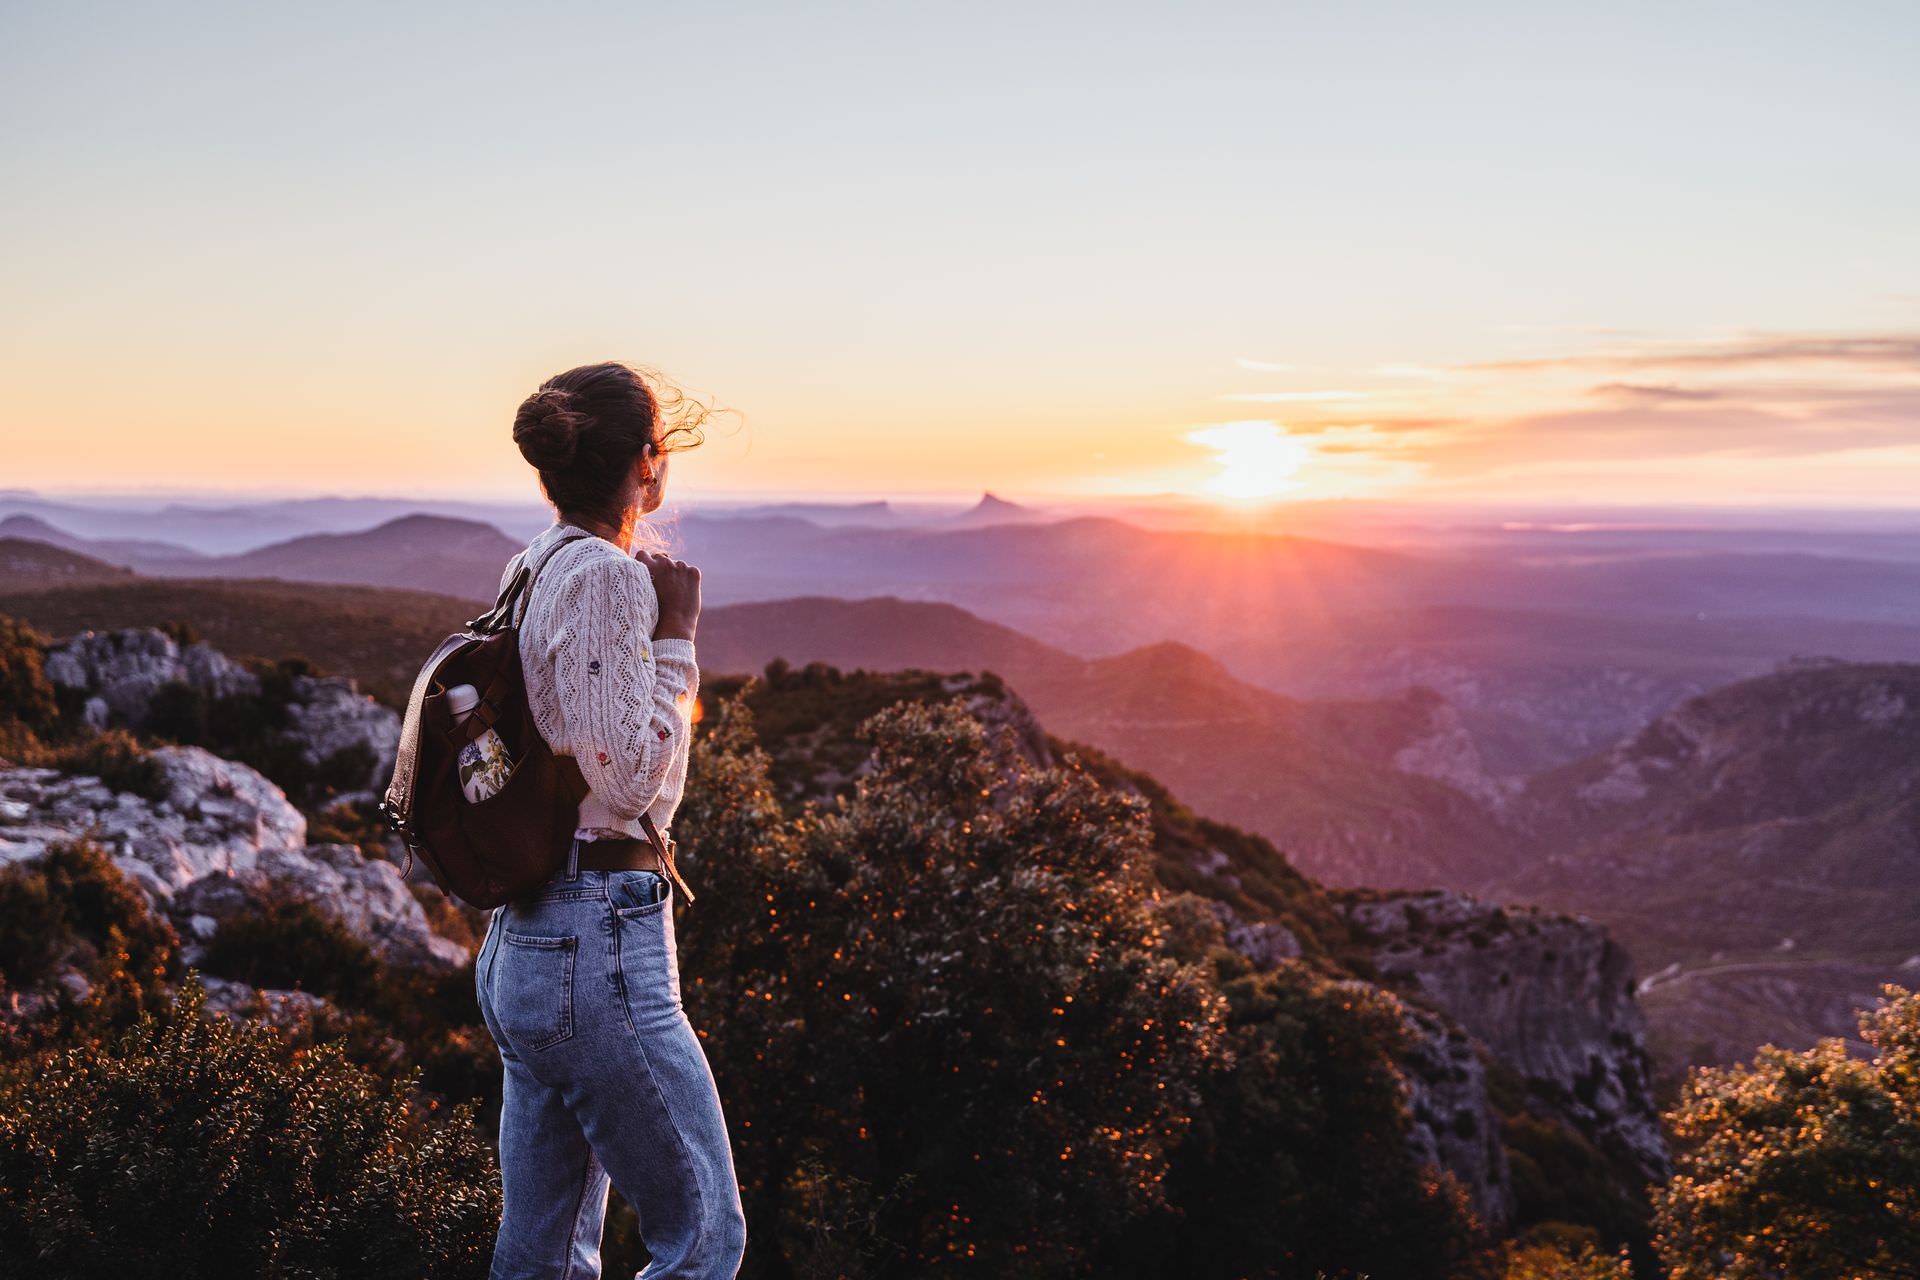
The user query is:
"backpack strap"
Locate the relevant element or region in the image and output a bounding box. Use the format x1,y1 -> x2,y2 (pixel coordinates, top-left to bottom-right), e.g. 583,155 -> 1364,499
381,630 -> 477,870
386,529 -> 596,867
468,528 -> 594,634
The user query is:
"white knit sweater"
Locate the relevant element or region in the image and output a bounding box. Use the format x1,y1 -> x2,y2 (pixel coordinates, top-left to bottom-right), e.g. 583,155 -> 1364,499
499,521 -> 701,843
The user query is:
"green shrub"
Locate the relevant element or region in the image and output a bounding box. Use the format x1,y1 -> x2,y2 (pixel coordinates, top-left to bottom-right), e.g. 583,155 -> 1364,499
1138,964 -> 1484,1280
0,840 -> 178,1047
0,975 -> 498,1278
200,894 -> 381,1006
310,795 -> 405,863
0,614 -> 58,737
197,894 -> 499,1113
677,691 -> 1229,1277
141,678 -> 211,745
0,868 -> 61,988
1654,984 -> 1920,1279
38,728 -> 168,802
1502,1239 -> 1632,1279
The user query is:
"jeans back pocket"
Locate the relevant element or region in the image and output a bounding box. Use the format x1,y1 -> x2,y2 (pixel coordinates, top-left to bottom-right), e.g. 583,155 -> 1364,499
496,929 -> 577,1052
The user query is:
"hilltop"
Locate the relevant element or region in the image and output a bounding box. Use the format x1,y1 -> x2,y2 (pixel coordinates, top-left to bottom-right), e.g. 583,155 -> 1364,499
0,620 -> 1667,1256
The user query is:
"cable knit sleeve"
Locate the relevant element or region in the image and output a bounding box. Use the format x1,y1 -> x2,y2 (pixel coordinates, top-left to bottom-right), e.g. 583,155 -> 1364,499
546,553 -> 701,820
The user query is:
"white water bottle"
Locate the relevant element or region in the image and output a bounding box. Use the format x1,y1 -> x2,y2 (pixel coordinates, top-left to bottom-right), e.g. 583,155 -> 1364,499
446,684 -> 513,803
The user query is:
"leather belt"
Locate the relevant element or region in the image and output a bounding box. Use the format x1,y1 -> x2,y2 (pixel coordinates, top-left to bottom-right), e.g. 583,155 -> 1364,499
574,837 -> 665,873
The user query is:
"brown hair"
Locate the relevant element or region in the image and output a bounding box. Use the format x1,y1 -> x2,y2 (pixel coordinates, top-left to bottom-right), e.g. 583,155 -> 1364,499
512,361 -> 709,544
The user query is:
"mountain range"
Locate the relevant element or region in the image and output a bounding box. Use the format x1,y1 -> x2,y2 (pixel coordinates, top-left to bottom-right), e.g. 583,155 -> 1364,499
22,504 -> 1920,776
5,506 -> 1919,1071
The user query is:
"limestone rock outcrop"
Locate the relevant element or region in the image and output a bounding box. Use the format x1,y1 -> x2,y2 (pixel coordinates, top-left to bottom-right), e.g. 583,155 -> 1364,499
0,748 -> 463,972
1341,889 -> 1668,1181
43,627 -> 399,792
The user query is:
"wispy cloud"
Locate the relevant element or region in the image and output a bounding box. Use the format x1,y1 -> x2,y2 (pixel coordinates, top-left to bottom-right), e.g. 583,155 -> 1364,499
1372,364 -> 1462,380
1469,332 -> 1920,374
1586,382 -> 1725,402
1219,390 -> 1373,403
1211,328 -> 1920,503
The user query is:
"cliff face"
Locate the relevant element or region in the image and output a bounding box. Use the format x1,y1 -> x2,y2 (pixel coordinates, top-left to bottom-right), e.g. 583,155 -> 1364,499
1338,890 -> 1667,1183
1388,996 -> 1516,1229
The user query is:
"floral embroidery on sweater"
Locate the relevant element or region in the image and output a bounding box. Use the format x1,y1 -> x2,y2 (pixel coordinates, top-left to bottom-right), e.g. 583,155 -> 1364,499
501,524 -> 700,841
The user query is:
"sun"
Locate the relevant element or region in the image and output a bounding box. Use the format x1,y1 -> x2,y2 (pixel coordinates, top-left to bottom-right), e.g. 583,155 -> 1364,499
1185,420 -> 1312,502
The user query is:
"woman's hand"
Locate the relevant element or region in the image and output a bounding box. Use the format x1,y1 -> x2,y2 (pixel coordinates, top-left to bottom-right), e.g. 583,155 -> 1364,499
637,550 -> 701,642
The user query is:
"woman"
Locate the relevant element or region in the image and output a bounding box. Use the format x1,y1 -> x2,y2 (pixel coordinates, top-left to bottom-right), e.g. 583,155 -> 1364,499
474,361 -> 747,1279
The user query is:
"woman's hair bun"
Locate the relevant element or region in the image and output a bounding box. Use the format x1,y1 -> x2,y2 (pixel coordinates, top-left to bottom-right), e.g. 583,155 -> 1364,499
513,387 -> 587,471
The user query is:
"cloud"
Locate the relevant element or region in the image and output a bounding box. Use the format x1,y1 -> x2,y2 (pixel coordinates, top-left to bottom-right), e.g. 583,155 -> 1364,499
1219,390 -> 1373,402
1201,327 -> 1920,503
1468,332 -> 1920,374
1372,364 -> 1462,380
1587,383 -> 1725,402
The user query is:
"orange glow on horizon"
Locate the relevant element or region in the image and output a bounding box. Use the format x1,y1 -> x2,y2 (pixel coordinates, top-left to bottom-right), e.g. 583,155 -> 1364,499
1183,421 -> 1313,503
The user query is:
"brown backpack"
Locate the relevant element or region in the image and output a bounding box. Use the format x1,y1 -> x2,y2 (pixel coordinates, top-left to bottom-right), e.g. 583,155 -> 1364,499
380,530 -> 596,908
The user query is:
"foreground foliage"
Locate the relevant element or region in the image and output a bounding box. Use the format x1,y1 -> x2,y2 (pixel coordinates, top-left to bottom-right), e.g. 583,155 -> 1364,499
674,687 -> 1489,1278
0,976 -> 499,1279
1654,985 -> 1920,1280
0,839 -> 180,1057
679,691 -> 1228,1275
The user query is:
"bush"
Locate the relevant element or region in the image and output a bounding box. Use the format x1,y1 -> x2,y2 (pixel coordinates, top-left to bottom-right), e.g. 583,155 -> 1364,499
1137,964 -> 1484,1280
0,614 -> 58,738
1502,1239 -> 1632,1279
677,691 -> 1228,1277
201,894 -> 382,1007
37,728 -> 168,802
1654,984 -> 1920,1279
0,839 -> 178,1050
197,892 -> 499,1117
309,795 -> 405,863
0,976 -> 499,1277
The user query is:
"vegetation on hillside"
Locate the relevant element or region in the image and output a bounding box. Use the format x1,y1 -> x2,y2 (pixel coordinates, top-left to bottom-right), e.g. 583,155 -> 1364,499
9,611 -> 1918,1275
0,978 -> 498,1278
1653,985 -> 1920,1279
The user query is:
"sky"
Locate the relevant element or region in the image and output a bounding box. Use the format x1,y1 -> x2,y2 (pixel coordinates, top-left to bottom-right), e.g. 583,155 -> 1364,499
3,1 -> 1917,508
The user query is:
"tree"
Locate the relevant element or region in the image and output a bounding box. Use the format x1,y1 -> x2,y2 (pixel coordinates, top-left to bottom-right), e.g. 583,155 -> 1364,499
1131,961 -> 1484,1280
1501,1238 -> 1632,1279
1654,984 -> 1920,1279
676,690 -> 1228,1276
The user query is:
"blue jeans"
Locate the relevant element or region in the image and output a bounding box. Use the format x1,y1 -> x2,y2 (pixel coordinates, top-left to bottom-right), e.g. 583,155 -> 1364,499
475,842 -> 747,1279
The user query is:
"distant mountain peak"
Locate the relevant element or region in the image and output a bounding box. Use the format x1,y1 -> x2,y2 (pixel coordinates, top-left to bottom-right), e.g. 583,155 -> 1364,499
0,513 -> 68,538
367,512 -> 501,536
950,491 -> 1040,526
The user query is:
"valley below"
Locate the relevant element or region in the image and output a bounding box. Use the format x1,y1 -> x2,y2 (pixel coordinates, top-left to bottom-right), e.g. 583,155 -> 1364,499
5,493 -> 1918,1086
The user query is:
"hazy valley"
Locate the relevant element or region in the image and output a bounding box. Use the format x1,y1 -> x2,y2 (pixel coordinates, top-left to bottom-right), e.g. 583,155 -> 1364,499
5,489 -> 1919,1087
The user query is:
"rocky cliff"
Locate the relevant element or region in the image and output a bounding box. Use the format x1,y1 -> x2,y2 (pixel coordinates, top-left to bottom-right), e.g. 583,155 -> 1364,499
1337,889 -> 1667,1184
44,627 -> 400,798
0,747 -> 461,972
5,632 -> 1671,1246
